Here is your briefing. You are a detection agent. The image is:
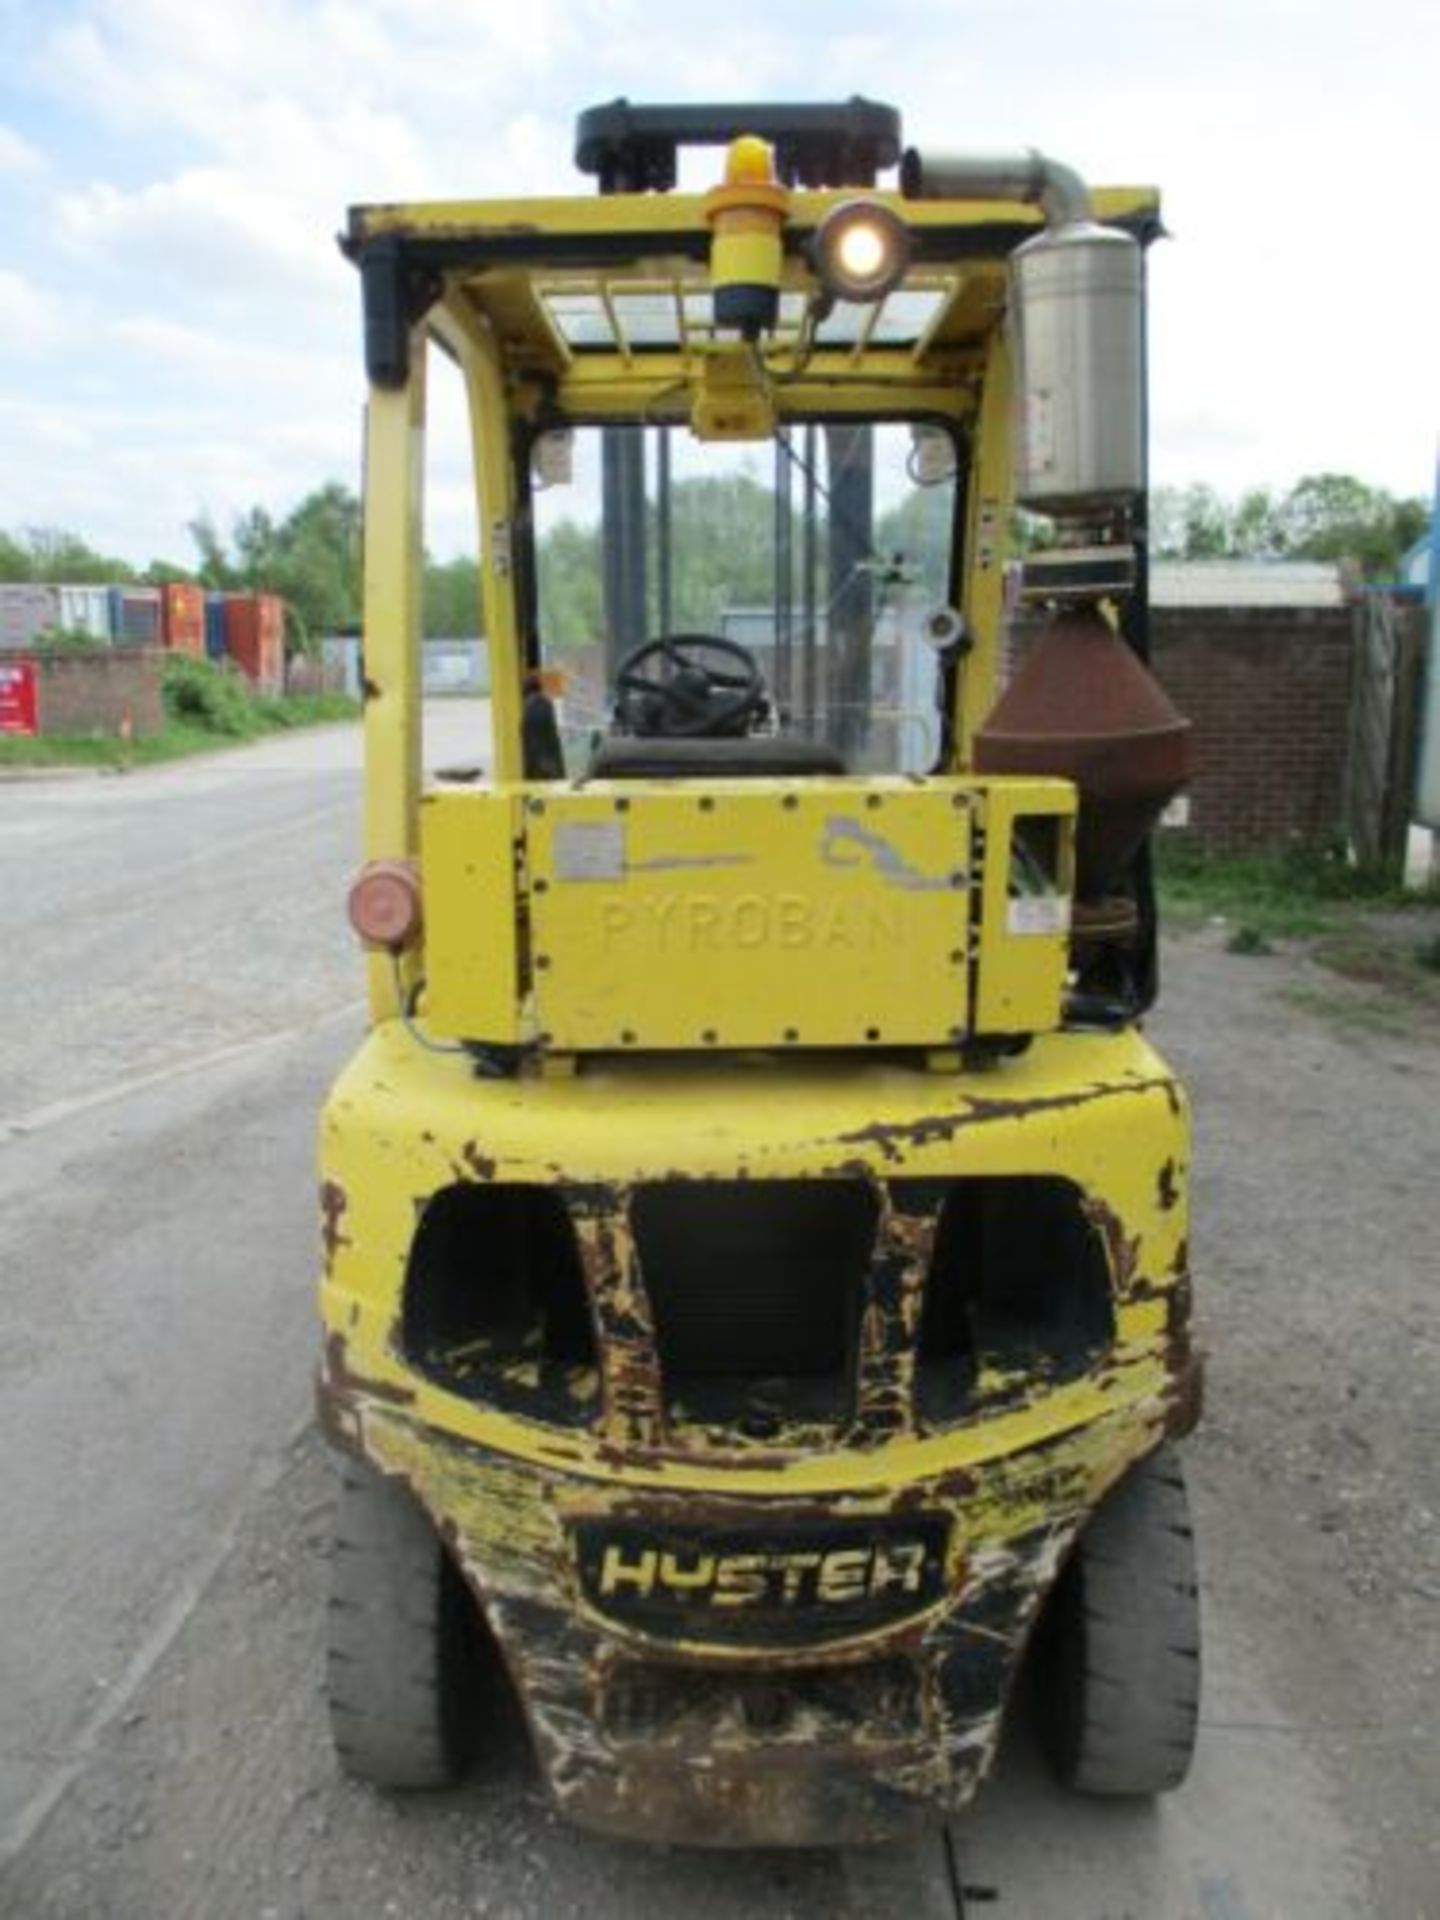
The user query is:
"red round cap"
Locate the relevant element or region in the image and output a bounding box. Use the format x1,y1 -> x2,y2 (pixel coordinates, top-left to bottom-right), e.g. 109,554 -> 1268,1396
347,859 -> 422,950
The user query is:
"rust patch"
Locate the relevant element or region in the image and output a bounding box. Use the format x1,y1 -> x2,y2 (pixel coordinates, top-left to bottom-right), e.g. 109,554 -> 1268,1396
1163,1350 -> 1205,1437
462,1141 -> 498,1181
1081,1195 -> 1141,1294
319,1179 -> 350,1267
323,1330 -> 417,1409
313,1371 -> 363,1454
832,1079 -> 1166,1165
571,1192 -> 664,1451
853,1197 -> 940,1443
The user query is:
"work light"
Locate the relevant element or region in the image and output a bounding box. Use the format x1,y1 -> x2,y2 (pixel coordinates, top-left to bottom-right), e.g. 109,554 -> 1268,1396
812,200 -> 910,304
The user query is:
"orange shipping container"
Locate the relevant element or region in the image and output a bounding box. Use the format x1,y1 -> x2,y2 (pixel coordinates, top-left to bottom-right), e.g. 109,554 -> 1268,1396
224,594 -> 285,692
160,581 -> 206,656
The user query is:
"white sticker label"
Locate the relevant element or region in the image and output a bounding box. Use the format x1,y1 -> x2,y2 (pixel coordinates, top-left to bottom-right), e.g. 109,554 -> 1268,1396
552,821 -> 625,882
1007,893 -> 1071,937
1160,794 -> 1191,828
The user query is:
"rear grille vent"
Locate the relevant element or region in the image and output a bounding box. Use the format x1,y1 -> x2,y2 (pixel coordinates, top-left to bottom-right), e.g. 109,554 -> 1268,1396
917,1175 -> 1114,1425
401,1183 -> 597,1424
631,1178 -> 877,1428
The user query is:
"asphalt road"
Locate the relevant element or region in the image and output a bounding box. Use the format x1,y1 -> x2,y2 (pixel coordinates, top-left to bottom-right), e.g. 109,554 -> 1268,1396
1,713 -> 1433,1917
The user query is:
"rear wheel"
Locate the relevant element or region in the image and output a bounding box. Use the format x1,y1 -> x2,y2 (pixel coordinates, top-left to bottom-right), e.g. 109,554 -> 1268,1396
326,1456 -> 477,1789
1038,1444 -> 1201,1796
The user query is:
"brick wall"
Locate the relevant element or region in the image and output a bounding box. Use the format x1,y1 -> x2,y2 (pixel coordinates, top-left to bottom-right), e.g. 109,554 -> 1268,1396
1005,607 -> 1355,855
1149,609 -> 1353,854
34,649 -> 165,738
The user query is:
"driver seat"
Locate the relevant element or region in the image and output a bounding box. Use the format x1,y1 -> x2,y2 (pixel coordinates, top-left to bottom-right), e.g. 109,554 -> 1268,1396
586,735 -> 848,779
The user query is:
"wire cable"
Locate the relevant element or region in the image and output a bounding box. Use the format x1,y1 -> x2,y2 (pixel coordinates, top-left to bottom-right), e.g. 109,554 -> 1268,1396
390,954 -> 469,1056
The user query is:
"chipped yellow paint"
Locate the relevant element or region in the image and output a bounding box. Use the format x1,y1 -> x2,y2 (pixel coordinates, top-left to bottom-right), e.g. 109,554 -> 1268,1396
419,786 -> 523,1043
955,332 -> 1014,765
319,1017 -> 1190,1496
360,341 -> 427,1020
325,153 -> 1190,1846
349,185 -> 1160,250
420,777 -> 1076,1051
972,779 -> 1077,1031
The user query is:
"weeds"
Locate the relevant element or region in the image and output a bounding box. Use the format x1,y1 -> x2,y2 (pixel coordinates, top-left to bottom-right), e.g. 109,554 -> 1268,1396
1155,839 -> 1435,938
161,654 -> 259,735
1224,925 -> 1274,956
0,654 -> 358,770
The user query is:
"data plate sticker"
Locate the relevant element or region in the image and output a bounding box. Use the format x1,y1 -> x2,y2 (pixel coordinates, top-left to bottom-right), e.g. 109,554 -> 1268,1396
1007,893 -> 1071,936
552,820 -> 626,882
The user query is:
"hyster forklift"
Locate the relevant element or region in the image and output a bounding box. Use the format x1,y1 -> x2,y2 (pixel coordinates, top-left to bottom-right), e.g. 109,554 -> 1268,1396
318,99 -> 1201,1846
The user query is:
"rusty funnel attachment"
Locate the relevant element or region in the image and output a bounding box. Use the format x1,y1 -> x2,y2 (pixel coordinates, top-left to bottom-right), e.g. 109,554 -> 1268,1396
975,608 -> 1191,899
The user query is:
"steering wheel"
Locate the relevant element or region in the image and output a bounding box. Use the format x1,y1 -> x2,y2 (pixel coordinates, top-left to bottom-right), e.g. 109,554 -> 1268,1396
614,633 -> 766,738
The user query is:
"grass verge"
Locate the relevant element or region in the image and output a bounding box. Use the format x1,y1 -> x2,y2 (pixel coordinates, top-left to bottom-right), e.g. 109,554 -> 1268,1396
0,657 -> 358,772
1154,839 -> 1432,938
1157,838 -> 1440,1025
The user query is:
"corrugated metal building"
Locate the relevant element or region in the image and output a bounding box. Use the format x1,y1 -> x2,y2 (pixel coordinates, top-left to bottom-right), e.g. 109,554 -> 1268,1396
1149,560 -> 1348,609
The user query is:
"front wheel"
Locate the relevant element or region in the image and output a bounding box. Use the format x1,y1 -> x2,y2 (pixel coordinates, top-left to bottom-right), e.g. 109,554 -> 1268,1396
326,1456 -> 477,1789
1036,1444 -> 1201,1796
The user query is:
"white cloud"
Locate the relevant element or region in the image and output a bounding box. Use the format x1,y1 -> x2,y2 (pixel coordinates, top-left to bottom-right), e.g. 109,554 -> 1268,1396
0,269 -> 78,355
0,123 -> 44,173
2,0 -> 1437,566
59,169 -> 345,303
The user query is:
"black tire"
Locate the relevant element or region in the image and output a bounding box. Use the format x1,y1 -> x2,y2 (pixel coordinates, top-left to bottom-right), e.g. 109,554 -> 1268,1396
326,1456 -> 477,1789
1037,1443 -> 1201,1796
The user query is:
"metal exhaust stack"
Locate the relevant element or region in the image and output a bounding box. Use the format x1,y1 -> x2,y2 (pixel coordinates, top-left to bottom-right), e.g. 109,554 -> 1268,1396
903,145 -> 1144,581
906,146 -> 1188,926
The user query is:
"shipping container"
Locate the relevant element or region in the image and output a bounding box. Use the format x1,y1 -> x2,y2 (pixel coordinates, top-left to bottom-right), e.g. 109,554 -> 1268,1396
224,593 -> 285,691
0,584 -> 59,650
160,581 -> 205,656
55,584 -> 112,641
109,586 -> 163,648
204,593 -> 228,661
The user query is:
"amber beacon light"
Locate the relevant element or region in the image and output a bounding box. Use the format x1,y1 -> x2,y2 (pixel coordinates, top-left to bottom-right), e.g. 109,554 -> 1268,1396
705,136 -> 789,338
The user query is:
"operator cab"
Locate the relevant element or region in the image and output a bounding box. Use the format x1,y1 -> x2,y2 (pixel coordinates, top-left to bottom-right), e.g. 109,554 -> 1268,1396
530,416 -> 962,783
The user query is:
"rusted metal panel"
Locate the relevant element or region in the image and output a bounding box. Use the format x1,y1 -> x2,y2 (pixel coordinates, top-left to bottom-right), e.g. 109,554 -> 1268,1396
315,1014 -> 1192,1845
224,593 -> 285,690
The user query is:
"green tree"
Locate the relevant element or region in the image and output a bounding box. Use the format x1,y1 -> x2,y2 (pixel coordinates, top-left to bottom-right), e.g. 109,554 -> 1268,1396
190,483 -> 363,647
188,512 -> 240,589
0,530 -> 33,581
0,527 -> 134,583
536,520 -> 603,651
1274,472 -> 1426,577
1151,473 -> 1424,578
423,554 -> 482,637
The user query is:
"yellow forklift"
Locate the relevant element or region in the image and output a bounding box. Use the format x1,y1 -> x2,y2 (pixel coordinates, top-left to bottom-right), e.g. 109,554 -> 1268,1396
318,99 -> 1200,1845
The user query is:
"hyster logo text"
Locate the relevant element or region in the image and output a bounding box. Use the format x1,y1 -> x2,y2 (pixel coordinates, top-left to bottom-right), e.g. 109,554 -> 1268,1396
596,1541 -> 931,1608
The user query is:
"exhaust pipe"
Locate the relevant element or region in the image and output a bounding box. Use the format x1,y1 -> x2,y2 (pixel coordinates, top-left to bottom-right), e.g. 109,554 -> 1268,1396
900,148 -> 1091,228
901,144 -> 1142,516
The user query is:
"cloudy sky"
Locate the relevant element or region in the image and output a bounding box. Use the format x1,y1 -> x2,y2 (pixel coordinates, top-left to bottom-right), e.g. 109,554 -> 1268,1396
0,0 -> 1435,566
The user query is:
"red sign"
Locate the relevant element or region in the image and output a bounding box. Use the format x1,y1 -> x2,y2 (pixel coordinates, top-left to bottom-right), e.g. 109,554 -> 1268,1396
0,660 -> 38,735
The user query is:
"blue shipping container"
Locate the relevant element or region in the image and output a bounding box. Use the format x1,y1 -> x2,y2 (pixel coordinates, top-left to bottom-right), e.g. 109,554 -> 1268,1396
109,586 -> 162,647
204,593 -> 227,661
